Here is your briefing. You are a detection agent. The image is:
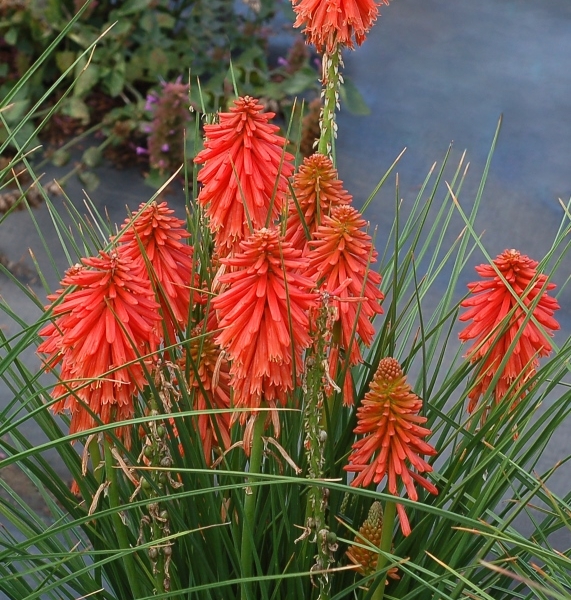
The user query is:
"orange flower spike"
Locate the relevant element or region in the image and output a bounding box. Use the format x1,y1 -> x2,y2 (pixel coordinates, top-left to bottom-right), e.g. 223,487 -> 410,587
37,250 -> 162,442
346,501 -> 400,581
459,249 -> 560,413
292,0 -> 389,53
194,97 -> 295,254
212,228 -> 318,420
36,265 -> 86,370
345,358 -> 438,505
306,204 -> 383,366
285,153 -> 352,254
118,201 -> 195,331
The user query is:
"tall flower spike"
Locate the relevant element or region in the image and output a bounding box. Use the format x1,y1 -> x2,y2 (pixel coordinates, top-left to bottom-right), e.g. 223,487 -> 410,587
194,97 -> 295,255
306,204 -> 383,404
346,501 -> 400,582
285,153 -> 352,254
459,249 -> 560,415
37,251 -> 162,444
345,358 -> 438,534
212,228 -> 318,427
118,201 -> 195,340
292,0 -> 389,53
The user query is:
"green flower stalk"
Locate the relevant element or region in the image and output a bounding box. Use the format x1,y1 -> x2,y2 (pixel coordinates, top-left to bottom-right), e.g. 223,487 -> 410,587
240,414 -> 266,600
371,498 -> 396,600
317,48 -> 342,158
300,299 -> 338,599
137,414 -> 170,595
136,383 -> 183,596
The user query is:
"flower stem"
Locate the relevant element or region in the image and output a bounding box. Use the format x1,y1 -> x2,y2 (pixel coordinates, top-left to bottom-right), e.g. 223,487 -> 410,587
89,436 -> 103,484
89,436 -> 103,588
371,499 -> 396,600
240,413 -> 265,600
302,301 -> 334,599
318,47 -> 342,160
147,406 -> 166,595
151,518 -> 165,595
103,437 -> 142,599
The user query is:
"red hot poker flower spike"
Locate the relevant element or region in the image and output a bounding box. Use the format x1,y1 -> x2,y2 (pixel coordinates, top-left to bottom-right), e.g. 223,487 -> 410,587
459,249 -> 560,415
345,357 -> 438,535
285,153 -> 352,255
37,250 -> 162,444
346,501 -> 400,581
306,205 -> 383,397
194,96 -> 295,255
292,0 -> 389,54
118,201 -> 195,338
212,228 -> 318,425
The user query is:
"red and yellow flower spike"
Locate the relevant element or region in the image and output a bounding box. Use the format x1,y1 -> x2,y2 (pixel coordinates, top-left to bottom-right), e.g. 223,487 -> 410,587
292,0 -> 389,53
285,153 -> 352,255
345,358 -> 438,535
118,201 -> 195,338
306,204 -> 383,404
212,228 -> 318,430
346,501 -> 400,582
38,250 -> 162,445
194,96 -> 295,255
459,249 -> 560,417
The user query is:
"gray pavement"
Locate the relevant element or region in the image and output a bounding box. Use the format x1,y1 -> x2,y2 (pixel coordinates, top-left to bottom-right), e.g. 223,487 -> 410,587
339,0 -> 571,292
1,0 -> 571,588
336,0 -> 571,541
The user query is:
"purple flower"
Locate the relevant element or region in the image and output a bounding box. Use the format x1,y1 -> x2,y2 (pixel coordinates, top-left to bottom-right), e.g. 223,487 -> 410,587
146,79 -> 190,173
135,146 -> 148,156
277,57 -> 289,68
144,93 -> 158,112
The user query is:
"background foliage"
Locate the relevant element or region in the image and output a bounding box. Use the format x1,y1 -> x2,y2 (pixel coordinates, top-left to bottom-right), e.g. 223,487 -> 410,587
0,0 -> 320,188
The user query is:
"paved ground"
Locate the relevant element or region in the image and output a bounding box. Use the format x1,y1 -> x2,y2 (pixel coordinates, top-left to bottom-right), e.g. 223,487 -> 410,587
336,0 -> 571,547
1,0 -> 571,588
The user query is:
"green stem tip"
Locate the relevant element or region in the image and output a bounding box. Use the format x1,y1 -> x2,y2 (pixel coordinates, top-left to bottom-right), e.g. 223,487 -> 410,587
371,499 -> 396,600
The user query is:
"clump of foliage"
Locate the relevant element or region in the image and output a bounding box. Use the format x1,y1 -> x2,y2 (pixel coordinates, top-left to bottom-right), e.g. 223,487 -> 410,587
0,0 -> 283,112
9,6 -> 570,600
0,0 -> 321,187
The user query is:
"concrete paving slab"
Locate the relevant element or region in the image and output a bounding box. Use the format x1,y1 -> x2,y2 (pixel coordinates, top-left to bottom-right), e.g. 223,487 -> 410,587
338,0 -> 571,277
